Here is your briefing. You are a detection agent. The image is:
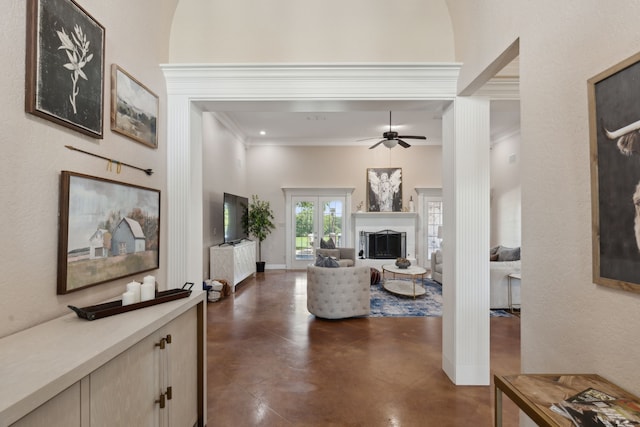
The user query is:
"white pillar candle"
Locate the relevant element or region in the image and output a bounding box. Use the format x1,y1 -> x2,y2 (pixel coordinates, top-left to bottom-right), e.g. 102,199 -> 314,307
143,275 -> 155,285
140,281 -> 155,301
122,291 -> 136,306
126,281 -> 141,303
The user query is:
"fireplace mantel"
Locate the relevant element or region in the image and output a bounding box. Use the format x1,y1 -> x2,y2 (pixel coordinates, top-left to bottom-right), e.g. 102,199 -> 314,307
353,212 -> 418,220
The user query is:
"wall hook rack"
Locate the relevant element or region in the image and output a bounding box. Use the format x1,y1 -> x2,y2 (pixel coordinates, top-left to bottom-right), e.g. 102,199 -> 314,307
65,145 -> 154,176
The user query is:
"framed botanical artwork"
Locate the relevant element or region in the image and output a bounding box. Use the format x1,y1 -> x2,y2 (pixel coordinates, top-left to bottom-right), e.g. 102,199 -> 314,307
25,0 -> 105,138
58,171 -> 160,294
588,51 -> 640,294
367,167 -> 402,212
111,64 -> 159,148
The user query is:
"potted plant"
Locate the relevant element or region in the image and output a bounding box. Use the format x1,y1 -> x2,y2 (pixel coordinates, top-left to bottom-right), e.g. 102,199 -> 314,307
246,194 -> 275,272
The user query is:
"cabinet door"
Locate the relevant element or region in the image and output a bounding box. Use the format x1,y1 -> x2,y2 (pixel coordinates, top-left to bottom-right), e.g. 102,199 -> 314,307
165,307 -> 198,427
11,382 -> 80,427
90,332 -> 158,427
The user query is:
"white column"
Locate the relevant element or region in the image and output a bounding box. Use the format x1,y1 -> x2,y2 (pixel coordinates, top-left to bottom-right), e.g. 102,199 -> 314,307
165,94 -> 204,289
441,96 -> 491,385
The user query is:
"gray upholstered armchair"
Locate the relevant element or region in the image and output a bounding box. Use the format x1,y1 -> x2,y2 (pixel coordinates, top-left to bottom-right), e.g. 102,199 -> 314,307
306,265 -> 370,319
315,247 -> 355,267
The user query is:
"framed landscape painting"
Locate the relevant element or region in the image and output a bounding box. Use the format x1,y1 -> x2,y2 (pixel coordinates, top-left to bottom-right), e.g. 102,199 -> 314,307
58,171 -> 160,294
367,167 -> 402,212
26,0 -> 105,138
588,51 -> 640,294
111,64 -> 159,148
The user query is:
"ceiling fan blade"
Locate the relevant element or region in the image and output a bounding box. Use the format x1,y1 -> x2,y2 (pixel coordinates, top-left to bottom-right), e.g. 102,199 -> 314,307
397,139 -> 411,148
357,137 -> 379,142
369,140 -> 385,149
398,135 -> 427,140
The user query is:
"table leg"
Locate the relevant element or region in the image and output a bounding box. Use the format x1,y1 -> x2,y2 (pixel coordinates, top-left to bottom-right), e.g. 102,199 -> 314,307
495,385 -> 503,427
508,276 -> 513,313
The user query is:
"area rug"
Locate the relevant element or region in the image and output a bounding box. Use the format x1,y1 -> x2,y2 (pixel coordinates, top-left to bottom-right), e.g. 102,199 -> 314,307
369,279 -> 515,318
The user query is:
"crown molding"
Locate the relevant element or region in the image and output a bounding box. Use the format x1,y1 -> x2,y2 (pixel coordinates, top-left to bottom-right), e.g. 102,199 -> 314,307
161,63 -> 461,101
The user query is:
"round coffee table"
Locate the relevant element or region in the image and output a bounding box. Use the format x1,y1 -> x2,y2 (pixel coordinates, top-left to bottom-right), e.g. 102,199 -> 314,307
381,264 -> 427,298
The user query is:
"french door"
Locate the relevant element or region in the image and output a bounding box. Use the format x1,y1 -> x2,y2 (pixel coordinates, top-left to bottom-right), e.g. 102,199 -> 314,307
284,188 -> 353,269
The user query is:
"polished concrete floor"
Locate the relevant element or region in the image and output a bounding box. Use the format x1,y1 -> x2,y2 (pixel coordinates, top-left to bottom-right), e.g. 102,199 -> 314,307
207,270 -> 521,426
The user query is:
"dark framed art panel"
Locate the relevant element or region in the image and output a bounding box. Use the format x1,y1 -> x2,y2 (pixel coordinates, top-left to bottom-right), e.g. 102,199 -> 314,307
26,0 -> 105,138
58,171 -> 160,294
588,51 -> 640,294
111,64 -> 159,148
366,167 -> 402,212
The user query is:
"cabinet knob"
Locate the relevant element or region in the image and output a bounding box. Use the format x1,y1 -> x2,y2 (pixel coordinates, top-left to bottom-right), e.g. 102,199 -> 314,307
166,386 -> 172,400
155,337 -> 166,349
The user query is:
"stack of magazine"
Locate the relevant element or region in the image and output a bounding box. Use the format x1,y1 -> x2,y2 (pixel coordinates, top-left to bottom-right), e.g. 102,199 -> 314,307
550,388 -> 640,426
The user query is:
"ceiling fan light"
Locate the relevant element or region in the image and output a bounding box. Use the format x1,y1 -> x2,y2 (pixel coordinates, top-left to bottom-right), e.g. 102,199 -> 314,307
382,139 -> 398,149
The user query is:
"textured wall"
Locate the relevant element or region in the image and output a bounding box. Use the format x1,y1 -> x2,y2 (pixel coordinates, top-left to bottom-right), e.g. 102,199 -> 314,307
447,0 -> 640,403
0,0 -> 178,338
169,0 -> 455,63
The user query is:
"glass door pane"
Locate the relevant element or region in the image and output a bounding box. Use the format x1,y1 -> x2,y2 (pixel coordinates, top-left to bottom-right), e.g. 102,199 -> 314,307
319,198 -> 344,247
294,198 -> 316,262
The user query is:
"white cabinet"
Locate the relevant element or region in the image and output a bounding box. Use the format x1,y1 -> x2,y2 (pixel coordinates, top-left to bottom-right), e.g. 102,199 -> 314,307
10,383 -> 81,427
90,308 -> 198,427
1,292 -> 205,427
210,240 -> 256,292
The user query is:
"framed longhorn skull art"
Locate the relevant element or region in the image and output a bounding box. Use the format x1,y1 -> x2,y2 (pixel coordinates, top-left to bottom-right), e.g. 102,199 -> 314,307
589,51 -> 640,293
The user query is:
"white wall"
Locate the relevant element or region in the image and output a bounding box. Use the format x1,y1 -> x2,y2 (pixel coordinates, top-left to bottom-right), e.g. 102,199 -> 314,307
447,0 -> 640,401
170,0 -> 455,62
0,0 -> 177,338
490,132 -> 521,247
202,143 -> 442,268
202,113 -> 248,278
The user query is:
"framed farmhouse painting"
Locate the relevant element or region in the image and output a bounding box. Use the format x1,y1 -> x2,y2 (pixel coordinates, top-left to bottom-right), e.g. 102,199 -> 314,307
588,51 -> 640,294
58,171 -> 160,294
26,0 -> 105,138
367,167 -> 402,212
111,64 -> 159,148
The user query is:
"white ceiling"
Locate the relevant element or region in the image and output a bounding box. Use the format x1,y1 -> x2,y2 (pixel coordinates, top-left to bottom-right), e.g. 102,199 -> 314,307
201,99 -> 520,148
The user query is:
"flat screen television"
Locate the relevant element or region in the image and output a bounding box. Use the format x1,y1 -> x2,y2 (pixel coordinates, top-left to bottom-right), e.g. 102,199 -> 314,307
223,192 -> 249,244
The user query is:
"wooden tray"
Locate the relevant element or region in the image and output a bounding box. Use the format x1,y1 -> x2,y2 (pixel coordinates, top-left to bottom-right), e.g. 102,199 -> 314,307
69,283 -> 194,321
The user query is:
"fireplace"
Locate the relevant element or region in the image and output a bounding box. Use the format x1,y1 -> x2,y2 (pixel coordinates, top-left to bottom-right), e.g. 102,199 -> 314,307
361,230 -> 406,259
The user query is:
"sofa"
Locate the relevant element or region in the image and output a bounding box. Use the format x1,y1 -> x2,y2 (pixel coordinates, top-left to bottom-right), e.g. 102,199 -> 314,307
315,247 -> 355,267
306,265 -> 370,319
429,246 -> 521,309
430,250 -> 443,283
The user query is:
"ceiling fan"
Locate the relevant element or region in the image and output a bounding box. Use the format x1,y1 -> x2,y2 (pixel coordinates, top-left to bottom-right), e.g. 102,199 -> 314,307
365,111 -> 427,149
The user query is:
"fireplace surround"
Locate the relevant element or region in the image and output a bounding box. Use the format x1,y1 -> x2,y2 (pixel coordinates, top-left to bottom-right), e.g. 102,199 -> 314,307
362,230 -> 406,259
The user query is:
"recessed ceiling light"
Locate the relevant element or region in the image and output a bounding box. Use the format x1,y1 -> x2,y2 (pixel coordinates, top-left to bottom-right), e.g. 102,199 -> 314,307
259,130 -> 266,135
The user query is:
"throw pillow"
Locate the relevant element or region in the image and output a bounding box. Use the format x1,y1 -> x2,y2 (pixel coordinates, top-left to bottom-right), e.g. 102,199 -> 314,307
490,253 -> 499,262
498,246 -> 520,261
314,254 -> 340,268
320,239 -> 328,249
318,249 -> 340,259
490,245 -> 502,256
325,238 -> 336,249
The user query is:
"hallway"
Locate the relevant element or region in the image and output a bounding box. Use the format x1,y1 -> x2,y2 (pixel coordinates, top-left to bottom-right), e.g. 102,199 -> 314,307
207,270 -> 521,426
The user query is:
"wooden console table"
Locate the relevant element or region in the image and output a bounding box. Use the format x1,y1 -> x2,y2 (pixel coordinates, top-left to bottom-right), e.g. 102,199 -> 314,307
494,374 -> 640,426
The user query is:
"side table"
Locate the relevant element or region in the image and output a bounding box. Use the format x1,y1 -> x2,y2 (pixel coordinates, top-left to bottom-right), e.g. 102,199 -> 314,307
494,373 -> 640,427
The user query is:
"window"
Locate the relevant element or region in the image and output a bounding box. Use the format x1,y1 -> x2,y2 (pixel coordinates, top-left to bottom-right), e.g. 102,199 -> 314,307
426,200 -> 443,257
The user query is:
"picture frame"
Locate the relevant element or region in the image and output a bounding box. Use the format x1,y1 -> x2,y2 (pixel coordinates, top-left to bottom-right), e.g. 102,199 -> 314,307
111,64 -> 159,148
58,171 -> 160,294
366,167 -> 403,212
25,0 -> 105,138
588,51 -> 640,294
